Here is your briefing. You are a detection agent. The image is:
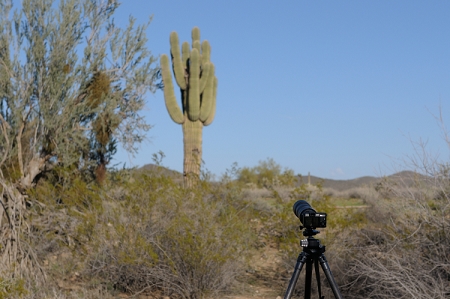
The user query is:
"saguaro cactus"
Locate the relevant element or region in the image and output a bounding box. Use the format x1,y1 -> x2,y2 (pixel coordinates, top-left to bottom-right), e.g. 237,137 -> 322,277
160,27 -> 217,187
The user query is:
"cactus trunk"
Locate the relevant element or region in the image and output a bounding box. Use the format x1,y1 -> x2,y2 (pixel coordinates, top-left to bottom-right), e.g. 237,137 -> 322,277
183,120 -> 203,187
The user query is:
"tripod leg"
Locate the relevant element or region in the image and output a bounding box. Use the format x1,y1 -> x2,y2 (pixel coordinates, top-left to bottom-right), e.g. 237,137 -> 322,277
284,252 -> 308,299
314,259 -> 324,299
318,254 -> 343,299
304,258 -> 313,299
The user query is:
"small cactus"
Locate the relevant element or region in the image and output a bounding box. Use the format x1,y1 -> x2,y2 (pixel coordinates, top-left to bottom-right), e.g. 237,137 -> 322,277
160,27 -> 217,187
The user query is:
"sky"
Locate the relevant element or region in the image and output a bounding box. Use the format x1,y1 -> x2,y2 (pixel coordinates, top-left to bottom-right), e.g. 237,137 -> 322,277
112,0 -> 450,180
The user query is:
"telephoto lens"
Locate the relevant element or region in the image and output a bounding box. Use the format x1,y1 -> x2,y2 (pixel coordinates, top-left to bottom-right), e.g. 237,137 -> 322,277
293,200 -> 316,220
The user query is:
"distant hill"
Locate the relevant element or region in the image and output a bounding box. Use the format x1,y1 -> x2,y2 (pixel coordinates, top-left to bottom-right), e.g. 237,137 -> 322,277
137,165 -> 428,191
297,175 -> 380,191
298,170 -> 430,191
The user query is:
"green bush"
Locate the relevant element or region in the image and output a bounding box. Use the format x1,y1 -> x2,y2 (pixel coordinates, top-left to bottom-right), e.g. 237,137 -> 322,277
237,158 -> 296,188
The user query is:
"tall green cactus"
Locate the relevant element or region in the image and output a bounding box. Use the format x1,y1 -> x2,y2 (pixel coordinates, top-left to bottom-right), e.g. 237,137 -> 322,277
160,27 -> 217,187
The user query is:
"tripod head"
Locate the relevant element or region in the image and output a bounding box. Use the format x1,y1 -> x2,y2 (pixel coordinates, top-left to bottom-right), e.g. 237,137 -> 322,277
299,227 -> 326,253
301,227 -> 320,237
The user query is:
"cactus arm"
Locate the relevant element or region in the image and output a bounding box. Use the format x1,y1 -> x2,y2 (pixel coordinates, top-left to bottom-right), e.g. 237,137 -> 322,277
182,42 -> 190,66
192,27 -> 201,53
161,54 -> 184,124
192,40 -> 201,53
201,40 -> 211,64
203,76 -> 217,126
187,48 -> 200,121
199,64 -> 214,122
199,62 -> 210,93
170,32 -> 187,90
180,42 -> 190,113
200,41 -> 211,93
192,27 -> 200,43
191,27 -> 201,53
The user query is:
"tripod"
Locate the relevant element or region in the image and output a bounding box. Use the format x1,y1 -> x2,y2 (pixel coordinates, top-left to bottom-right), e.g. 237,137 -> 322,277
284,228 -> 343,299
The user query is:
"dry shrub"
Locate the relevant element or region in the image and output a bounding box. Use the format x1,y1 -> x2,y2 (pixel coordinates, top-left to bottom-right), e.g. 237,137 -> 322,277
333,170 -> 450,299
9,285 -> 114,299
10,176 -> 105,298
324,186 -> 378,202
241,187 -> 273,202
87,173 -> 255,299
26,170 -> 255,298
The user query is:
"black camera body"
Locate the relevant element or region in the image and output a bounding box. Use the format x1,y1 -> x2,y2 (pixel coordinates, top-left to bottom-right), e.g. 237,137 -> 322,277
293,200 -> 327,229
300,211 -> 327,229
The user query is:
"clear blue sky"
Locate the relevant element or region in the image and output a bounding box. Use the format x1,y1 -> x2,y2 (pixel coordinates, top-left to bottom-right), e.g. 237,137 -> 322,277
112,0 -> 450,180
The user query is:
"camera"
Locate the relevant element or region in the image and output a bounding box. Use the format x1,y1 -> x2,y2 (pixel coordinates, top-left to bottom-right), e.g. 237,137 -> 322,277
293,200 -> 327,229
285,201 -> 343,299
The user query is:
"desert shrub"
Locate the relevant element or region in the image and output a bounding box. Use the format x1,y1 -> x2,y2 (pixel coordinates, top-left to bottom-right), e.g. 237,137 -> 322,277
326,186 -> 378,204
374,176 -> 396,199
30,177 -> 103,251
26,168 -> 255,298
237,158 -> 296,188
241,188 -> 273,202
2,174 -> 105,298
86,172 -> 255,299
336,170 -> 450,298
6,285 -> 114,299
0,278 -> 27,299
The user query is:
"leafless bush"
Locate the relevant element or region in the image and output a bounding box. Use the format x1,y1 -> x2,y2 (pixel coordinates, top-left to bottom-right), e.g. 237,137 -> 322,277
336,108 -> 450,298
241,187 -> 273,201
326,186 -> 379,202
338,220 -> 449,299
16,285 -> 114,299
